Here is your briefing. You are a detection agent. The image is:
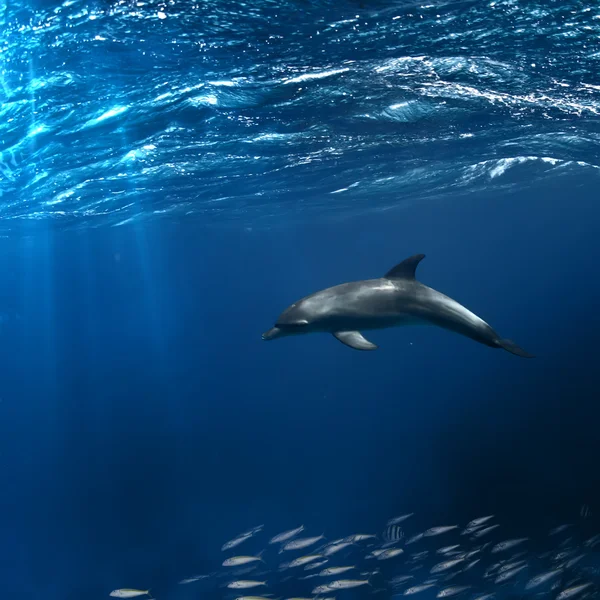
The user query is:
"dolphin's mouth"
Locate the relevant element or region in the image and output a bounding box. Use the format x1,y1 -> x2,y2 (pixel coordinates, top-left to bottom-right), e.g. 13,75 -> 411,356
262,326 -> 282,341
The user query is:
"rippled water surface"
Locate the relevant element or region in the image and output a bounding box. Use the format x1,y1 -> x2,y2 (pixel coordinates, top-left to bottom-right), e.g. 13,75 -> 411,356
0,0 -> 599,229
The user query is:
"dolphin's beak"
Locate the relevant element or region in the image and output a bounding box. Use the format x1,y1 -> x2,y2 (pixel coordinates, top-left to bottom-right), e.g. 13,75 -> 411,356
262,326 -> 282,341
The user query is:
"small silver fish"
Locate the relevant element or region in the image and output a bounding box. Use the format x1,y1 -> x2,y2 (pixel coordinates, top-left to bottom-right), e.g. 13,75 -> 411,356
437,586 -> 470,597
288,554 -> 324,568
366,549 -> 386,559
388,513 -> 414,526
270,526 -> 305,545
464,559 -> 480,571
498,560 -> 526,574
320,566 -> 355,576
549,524 -> 572,536
223,534 -> 252,551
462,525 -> 484,536
424,526 -> 458,537
471,524 -> 500,538
228,581 -> 268,589
466,516 -> 494,529
322,542 -> 353,556
110,591 -> 151,599
245,525 -> 264,535
557,584 -> 593,600
559,537 -> 574,548
508,551 -> 527,561
404,584 -> 435,595
391,575 -> 414,586
491,538 -> 528,553
312,585 -> 334,594
224,526 -> 263,551
554,550 -> 577,562
360,570 -> 379,577
525,569 -> 563,589
304,559 -> 328,571
494,564 -> 527,583
234,596 -> 272,600
377,548 -> 404,560
346,534 -> 377,543
223,556 -> 264,567
430,558 -> 465,574
282,535 -> 325,551
437,545 -> 460,555
406,533 -> 424,545
179,577 -> 202,584
328,579 -> 370,589
566,555 -> 585,569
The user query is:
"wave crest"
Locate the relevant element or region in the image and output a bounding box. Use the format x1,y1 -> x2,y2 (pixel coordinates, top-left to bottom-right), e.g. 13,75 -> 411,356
0,0 -> 598,229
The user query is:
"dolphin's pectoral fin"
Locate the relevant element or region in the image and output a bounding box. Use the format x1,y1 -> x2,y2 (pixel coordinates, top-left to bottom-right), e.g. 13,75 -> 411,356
333,331 -> 378,351
384,254 -> 426,280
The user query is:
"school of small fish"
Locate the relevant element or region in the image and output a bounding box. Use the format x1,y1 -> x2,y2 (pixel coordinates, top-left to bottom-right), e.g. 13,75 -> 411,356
110,512 -> 600,600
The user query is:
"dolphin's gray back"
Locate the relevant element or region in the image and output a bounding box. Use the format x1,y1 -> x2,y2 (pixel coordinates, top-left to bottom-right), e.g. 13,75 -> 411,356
303,278 -> 410,326
309,277 -> 499,345
406,281 -> 499,345
265,253 -> 533,356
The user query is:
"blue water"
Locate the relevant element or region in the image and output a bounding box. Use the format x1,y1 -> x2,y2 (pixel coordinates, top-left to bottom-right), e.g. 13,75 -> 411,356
1,0 -> 600,599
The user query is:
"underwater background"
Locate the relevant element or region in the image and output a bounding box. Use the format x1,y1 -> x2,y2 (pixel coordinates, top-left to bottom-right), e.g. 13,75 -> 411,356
1,0 -> 600,599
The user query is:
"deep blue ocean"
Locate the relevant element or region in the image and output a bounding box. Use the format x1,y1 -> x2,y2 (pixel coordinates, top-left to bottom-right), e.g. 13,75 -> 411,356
1,0 -> 600,599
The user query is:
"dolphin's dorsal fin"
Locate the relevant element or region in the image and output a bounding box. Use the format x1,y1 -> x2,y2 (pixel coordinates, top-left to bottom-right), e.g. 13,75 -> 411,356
384,254 -> 425,280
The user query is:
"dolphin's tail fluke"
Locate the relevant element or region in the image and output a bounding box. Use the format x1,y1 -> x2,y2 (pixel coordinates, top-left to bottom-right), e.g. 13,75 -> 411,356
496,338 -> 535,358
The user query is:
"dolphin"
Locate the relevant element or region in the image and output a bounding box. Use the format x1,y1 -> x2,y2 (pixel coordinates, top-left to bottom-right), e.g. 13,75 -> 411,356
262,254 -> 533,356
